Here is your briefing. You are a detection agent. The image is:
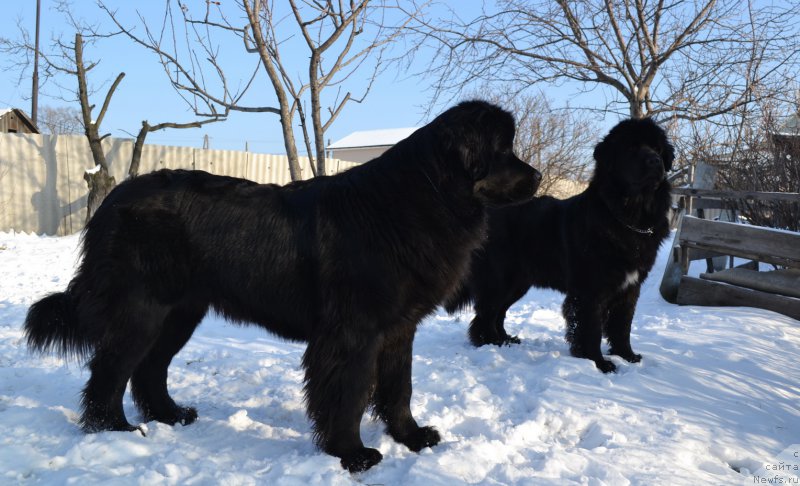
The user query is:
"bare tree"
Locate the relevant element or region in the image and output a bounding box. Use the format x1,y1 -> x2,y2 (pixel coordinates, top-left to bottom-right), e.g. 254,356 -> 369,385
102,0 -> 425,180
74,32 -> 224,221
2,26 -> 124,219
687,94 -> 800,231
72,32 -> 121,219
419,0 -> 800,122
1,7 -> 225,222
38,105 -> 82,134
475,89 -> 592,196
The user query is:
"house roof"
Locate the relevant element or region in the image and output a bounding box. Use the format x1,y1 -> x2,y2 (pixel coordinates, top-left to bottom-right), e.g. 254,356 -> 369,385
0,107 -> 39,133
327,127 -> 419,150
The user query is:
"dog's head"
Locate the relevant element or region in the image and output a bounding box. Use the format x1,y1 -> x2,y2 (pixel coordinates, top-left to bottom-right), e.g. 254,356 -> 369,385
433,100 -> 541,206
592,117 -> 675,195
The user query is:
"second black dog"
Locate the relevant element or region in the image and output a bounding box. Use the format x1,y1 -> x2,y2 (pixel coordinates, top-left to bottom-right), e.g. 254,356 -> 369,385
446,118 -> 674,372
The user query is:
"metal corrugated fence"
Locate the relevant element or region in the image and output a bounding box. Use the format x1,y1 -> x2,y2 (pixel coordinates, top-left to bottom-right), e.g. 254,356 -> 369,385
0,133 -> 358,235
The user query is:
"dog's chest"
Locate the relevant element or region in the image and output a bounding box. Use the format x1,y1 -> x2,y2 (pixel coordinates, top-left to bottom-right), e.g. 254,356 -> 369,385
620,270 -> 640,290
614,235 -> 663,291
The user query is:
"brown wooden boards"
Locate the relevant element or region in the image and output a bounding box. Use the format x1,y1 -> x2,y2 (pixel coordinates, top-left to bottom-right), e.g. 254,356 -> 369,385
676,276 -> 800,321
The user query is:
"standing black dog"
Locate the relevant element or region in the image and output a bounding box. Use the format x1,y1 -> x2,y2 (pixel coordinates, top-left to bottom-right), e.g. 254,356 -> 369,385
24,101 -> 540,472
446,118 -> 673,373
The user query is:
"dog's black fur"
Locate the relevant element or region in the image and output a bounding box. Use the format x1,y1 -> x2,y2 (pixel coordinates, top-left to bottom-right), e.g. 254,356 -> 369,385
24,101 -> 540,472
446,117 -> 673,373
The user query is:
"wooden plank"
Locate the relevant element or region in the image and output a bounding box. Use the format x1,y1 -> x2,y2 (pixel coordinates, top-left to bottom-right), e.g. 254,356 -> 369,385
660,245 -> 682,304
676,276 -> 800,321
665,214 -> 725,301
678,216 -> 800,269
700,268 -> 800,299
672,188 -> 800,203
690,198 -> 733,210
689,199 -> 718,210
684,247 -> 728,262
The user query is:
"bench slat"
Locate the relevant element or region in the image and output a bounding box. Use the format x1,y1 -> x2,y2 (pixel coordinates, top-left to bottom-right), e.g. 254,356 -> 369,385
678,216 -> 800,269
700,268 -> 800,299
676,276 -> 800,320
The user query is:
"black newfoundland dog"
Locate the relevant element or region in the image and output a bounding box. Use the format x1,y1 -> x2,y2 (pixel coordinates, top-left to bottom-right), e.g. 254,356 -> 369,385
24,100 -> 541,472
446,117 -> 673,373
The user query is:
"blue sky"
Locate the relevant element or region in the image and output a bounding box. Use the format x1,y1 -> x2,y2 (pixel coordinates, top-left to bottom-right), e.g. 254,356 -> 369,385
5,2 -> 794,157
0,1 -> 494,153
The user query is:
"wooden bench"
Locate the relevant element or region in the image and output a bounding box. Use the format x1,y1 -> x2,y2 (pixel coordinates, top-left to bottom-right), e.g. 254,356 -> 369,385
669,216 -> 800,320
660,189 -> 800,321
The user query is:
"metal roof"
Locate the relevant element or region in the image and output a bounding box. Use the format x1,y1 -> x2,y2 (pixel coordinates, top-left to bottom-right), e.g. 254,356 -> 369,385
327,127 -> 419,150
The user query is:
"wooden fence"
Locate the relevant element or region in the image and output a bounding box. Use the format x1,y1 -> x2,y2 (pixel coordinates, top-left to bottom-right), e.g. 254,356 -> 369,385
0,133 -> 358,235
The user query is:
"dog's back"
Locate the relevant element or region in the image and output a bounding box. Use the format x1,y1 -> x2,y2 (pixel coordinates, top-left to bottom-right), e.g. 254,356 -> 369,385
446,194 -> 572,314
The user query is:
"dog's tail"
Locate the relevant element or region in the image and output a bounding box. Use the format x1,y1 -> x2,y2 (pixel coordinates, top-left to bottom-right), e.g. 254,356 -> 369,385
24,290 -> 91,359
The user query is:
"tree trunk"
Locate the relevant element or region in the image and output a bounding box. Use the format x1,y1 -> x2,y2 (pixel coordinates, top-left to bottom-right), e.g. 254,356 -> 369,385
242,2 -> 304,182
130,122 -> 149,178
630,95 -> 646,119
80,103 -> 116,222
309,53 -> 327,177
279,109 -> 304,181
75,32 -> 119,222
83,168 -> 116,223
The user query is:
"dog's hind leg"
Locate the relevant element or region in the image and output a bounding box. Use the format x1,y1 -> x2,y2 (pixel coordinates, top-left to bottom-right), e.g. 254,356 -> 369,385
470,308 -> 520,346
131,301 -> 207,426
302,329 -> 383,473
563,294 -> 616,373
373,324 -> 440,453
605,286 -> 642,363
496,287 -> 531,345
468,308 -> 500,347
470,287 -> 525,346
79,299 -> 168,433
495,310 -> 522,345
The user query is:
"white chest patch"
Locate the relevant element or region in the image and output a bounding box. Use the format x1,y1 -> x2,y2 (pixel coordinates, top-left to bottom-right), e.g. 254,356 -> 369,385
621,270 -> 640,290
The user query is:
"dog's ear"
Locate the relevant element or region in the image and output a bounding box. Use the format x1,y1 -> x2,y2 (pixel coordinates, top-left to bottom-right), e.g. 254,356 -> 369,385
593,136 -> 613,166
455,103 -> 496,181
436,120 -> 489,180
460,132 -> 491,181
434,100 -> 515,181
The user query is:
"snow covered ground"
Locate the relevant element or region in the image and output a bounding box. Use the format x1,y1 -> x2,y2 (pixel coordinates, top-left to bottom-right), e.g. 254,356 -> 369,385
1,231 -> 798,485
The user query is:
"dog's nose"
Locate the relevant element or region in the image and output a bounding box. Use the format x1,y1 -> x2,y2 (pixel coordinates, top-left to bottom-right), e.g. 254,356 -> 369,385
645,153 -> 662,169
530,169 -> 542,195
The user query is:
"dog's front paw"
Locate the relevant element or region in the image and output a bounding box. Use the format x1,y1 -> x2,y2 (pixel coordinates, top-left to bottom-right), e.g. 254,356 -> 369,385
622,352 -> 642,363
610,347 -> 642,363
145,405 -> 198,426
340,447 -> 382,473
595,358 -> 617,373
396,425 -> 441,452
